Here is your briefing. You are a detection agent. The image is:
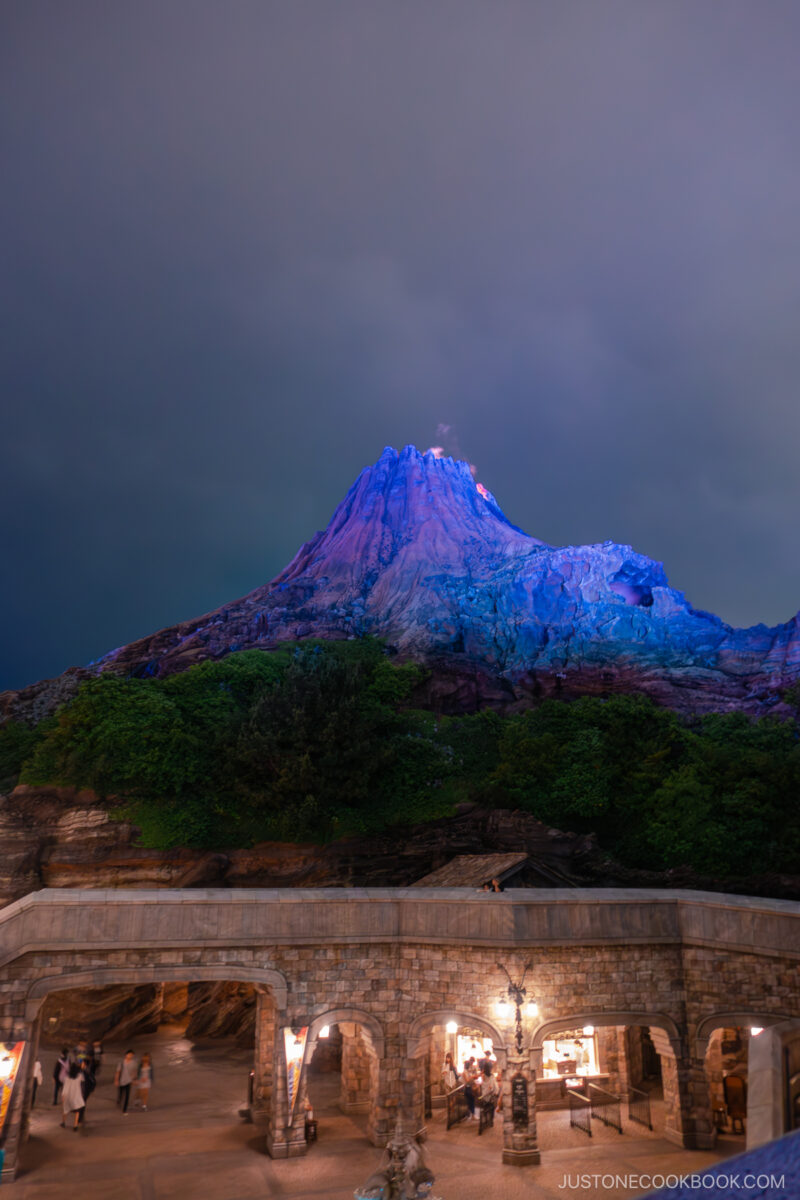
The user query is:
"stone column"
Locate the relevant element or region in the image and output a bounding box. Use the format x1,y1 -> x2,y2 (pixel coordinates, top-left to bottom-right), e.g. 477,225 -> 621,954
624,1025 -> 646,1090
429,1025 -> 448,1105
650,1027 -> 715,1149
252,989 -> 275,1128
615,1026 -> 632,1100
266,1020 -> 309,1159
366,1035 -> 424,1147
502,1054 -> 540,1166
339,1023 -> 373,1114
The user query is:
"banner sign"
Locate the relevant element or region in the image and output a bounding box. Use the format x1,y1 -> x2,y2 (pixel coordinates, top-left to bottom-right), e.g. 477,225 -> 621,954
283,1027 -> 308,1124
0,1042 -> 26,1144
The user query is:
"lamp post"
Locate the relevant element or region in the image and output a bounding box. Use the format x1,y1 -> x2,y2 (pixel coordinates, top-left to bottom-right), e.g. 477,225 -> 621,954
496,962 -> 536,1055
495,964 -> 541,1167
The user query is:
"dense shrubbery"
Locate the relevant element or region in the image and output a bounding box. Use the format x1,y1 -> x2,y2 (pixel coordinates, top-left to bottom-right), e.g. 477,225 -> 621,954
3,640 -> 800,875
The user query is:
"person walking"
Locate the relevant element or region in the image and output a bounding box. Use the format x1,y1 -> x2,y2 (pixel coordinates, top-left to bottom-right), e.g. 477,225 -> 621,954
52,1047 -> 69,1106
478,1063 -> 498,1127
32,1060 -> 43,1107
135,1053 -> 153,1110
60,1062 -> 85,1131
78,1059 -> 96,1130
115,1050 -> 138,1114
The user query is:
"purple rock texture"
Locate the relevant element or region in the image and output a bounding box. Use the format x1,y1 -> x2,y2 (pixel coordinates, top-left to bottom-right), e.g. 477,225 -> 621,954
3,445 -> 800,719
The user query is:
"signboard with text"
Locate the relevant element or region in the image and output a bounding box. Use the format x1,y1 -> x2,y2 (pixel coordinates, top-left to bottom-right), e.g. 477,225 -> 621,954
510,1071 -> 528,1128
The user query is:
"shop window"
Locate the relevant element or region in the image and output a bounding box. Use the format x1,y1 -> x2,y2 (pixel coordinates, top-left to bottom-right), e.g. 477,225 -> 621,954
542,1029 -> 599,1078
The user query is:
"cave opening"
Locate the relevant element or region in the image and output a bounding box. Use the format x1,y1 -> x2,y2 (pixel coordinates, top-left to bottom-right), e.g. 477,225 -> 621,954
24,980 -> 264,1173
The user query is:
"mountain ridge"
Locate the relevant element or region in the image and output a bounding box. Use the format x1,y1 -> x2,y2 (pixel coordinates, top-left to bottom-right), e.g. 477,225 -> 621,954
3,444 -> 799,722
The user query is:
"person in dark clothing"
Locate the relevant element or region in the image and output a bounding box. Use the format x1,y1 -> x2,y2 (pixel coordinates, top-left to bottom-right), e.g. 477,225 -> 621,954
115,1050 -> 138,1114
52,1048 -> 69,1106
78,1060 -> 96,1128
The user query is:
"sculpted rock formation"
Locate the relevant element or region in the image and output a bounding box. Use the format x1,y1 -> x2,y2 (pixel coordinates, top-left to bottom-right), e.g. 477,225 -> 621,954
4,785 -> 800,909
3,444 -> 800,719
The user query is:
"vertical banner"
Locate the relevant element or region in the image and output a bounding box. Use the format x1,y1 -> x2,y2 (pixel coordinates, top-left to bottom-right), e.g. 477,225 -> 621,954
0,1042 -> 26,1143
283,1027 -> 308,1124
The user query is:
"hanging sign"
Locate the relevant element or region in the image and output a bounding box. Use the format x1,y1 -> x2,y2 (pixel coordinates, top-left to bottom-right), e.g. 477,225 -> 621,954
0,1042 -> 26,1142
283,1027 -> 308,1123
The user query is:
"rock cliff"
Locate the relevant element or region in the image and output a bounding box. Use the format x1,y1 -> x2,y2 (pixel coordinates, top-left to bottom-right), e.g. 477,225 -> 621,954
3,786 -> 800,909
3,444 -> 799,720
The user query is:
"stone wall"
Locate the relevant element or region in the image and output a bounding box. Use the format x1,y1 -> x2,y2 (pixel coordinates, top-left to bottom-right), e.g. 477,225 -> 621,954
2,887 -> 800,1178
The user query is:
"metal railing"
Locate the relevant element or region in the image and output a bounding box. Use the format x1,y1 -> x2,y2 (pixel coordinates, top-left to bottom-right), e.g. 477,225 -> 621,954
478,1098 -> 495,1135
569,1090 -> 592,1136
628,1085 -> 653,1131
446,1085 -> 468,1129
589,1083 -> 623,1133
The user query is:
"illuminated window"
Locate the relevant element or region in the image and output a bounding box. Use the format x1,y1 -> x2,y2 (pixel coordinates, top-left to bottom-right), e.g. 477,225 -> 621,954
455,1032 -> 495,1073
541,1029 -> 599,1078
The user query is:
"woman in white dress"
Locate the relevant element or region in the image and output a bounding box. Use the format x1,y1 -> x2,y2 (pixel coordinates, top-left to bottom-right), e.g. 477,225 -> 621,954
60,1062 -> 85,1131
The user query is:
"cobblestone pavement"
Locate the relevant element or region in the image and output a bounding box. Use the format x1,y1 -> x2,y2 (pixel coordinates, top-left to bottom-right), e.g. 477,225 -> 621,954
4,1033 -> 743,1200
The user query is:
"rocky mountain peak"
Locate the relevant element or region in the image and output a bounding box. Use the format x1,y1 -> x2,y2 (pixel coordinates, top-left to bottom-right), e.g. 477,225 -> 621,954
274,444 -> 543,590
2,444 -> 799,721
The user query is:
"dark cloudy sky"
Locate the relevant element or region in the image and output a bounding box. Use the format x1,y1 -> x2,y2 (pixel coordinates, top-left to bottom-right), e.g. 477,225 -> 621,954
3,1 -> 800,691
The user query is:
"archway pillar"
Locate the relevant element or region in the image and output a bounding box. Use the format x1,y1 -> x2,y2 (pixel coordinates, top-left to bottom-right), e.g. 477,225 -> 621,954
366,1034 -> 424,1147
339,1023 -> 373,1115
255,992 -> 308,1160
502,1052 -> 540,1166
650,1027 -> 714,1150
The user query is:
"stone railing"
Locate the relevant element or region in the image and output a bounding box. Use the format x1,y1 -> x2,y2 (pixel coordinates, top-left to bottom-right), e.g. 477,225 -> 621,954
1,887 -> 799,968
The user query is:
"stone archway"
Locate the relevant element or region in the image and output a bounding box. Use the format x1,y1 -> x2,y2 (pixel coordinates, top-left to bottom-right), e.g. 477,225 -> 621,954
530,1010 -> 704,1146
25,964 -> 288,1020
693,1011 -> 792,1059
742,1018 -> 800,1148
303,1007 -> 385,1137
19,963 -> 292,1164
694,1010 -> 796,1145
531,1010 -> 682,1065
407,1009 -> 508,1066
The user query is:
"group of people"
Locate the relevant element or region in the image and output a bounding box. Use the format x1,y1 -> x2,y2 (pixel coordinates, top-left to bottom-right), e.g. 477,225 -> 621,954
114,1049 -> 153,1114
442,1053 -> 502,1126
49,1041 -> 153,1130
51,1040 -> 103,1131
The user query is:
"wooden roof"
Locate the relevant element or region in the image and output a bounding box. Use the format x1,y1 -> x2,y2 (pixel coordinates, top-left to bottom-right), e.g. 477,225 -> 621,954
412,852 -> 530,888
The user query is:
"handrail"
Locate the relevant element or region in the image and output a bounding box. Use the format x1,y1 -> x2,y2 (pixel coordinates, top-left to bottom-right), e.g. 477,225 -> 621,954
445,1084 -> 467,1130
628,1085 -> 653,1131
589,1082 -> 623,1134
569,1090 -> 592,1137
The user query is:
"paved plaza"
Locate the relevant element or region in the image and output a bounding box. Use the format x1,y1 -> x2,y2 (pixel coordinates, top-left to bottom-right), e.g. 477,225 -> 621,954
3,1032 -> 743,1200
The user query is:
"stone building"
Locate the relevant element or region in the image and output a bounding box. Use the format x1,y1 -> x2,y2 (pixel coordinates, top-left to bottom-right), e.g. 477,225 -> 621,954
1,886 -> 799,1180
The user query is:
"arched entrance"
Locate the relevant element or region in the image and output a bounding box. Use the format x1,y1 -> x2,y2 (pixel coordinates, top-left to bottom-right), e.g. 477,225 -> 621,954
531,1011 -> 684,1141
15,964 -> 291,1173
302,1009 -> 383,1140
695,1011 -> 800,1149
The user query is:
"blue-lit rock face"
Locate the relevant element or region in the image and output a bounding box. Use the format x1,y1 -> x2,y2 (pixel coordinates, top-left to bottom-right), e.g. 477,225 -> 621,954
4,445 -> 800,718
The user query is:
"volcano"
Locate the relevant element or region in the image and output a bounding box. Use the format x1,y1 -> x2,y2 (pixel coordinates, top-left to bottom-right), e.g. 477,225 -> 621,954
4,444 -> 800,719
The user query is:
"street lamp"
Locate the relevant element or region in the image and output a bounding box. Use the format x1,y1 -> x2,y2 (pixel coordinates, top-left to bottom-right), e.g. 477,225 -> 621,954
496,962 -> 535,1054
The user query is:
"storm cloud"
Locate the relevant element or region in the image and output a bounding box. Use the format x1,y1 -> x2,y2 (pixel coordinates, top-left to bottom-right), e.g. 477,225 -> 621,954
3,1 -> 800,690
